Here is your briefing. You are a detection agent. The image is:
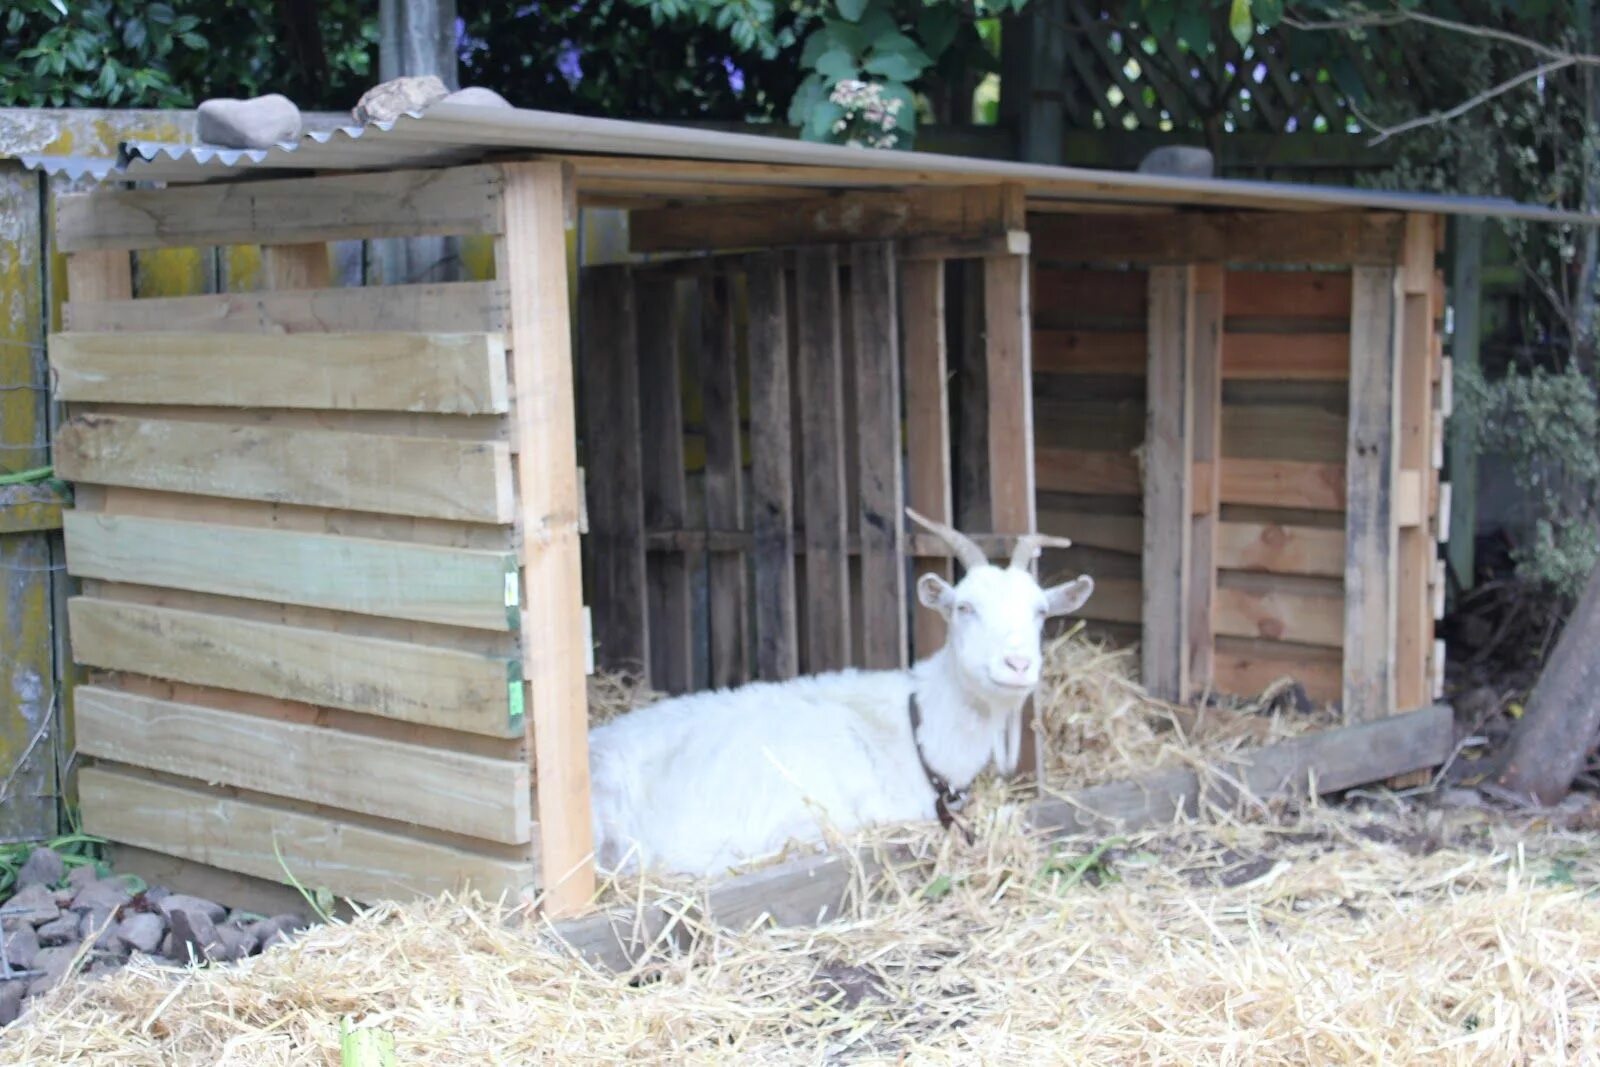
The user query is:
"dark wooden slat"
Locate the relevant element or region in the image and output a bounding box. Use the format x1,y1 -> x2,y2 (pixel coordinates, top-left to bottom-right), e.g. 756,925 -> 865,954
580,265 -> 648,672
1188,266 -> 1224,698
746,254 -> 799,680
851,242 -> 907,670
636,274 -> 693,693
699,273 -> 749,688
796,247 -> 852,671
951,259 -> 990,532
902,258 -> 953,661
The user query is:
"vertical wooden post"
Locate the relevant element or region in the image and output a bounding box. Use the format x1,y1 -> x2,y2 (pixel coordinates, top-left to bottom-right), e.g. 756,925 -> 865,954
902,257 -> 953,661
796,246 -> 851,671
1445,215 -> 1483,593
1187,265 -> 1224,698
578,265 -> 648,673
952,259 -> 990,533
498,162 -> 593,916
1343,265 -> 1404,723
636,274 -> 693,693
1396,215 -> 1438,712
983,248 -> 1039,775
1142,265 -> 1196,702
852,242 -> 907,669
699,273 -> 749,688
747,253 -> 799,680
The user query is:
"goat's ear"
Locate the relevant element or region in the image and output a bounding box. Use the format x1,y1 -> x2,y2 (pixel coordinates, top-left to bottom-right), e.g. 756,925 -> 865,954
916,573 -> 955,617
1044,575 -> 1094,617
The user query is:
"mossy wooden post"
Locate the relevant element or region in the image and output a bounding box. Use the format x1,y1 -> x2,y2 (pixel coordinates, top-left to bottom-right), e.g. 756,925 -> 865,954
497,162 -> 596,917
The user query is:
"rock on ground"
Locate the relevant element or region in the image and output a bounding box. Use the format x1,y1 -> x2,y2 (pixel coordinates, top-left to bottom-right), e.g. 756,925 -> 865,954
70,878 -> 132,915
167,909 -> 221,965
197,94 -> 302,149
33,915 -> 76,947
1136,145 -> 1215,179
354,75 -> 449,124
0,981 -> 23,1027
28,944 -> 81,997
157,895 -> 226,925
14,849 -> 64,890
2,885 -> 58,927
3,923 -> 39,972
65,866 -> 98,892
115,913 -> 165,956
249,914 -> 309,951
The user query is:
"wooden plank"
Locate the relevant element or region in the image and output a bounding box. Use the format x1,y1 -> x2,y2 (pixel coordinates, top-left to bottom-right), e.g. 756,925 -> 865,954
54,413 -> 514,523
1212,637 -> 1342,703
0,482 -> 66,535
629,184 -> 1024,253
499,162 -> 593,915
1216,522 -> 1344,577
1038,510 -> 1142,554
1214,577 -> 1343,648
579,266 -> 649,673
1343,266 -> 1402,722
1142,265 -> 1194,701
1029,211 -> 1406,266
747,254 -> 799,680
56,165 -> 507,252
699,272 -> 749,686
851,242 -> 906,669
1036,448 -> 1142,496
902,257 -> 953,660
75,686 -> 530,844
68,596 -> 521,738
63,511 -> 518,631
79,766 -> 535,904
635,275 -> 693,692
50,331 -> 509,414
263,243 -> 332,291
952,259 -> 990,532
796,246 -> 851,671
1225,270 -> 1352,319
1222,332 -> 1349,381
1395,214 -> 1437,713
1033,268 -> 1147,326
1221,458 -> 1345,511
1188,266 -> 1223,697
65,282 -> 509,336
1033,330 -> 1146,376
901,230 -> 1029,261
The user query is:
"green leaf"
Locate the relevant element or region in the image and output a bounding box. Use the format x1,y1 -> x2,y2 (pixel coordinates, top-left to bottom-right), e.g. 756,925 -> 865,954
1253,0 -> 1285,25
46,0 -> 67,15
917,6 -> 960,59
834,0 -> 869,23
1228,0 -> 1253,46
822,17 -> 867,54
863,52 -> 926,81
802,99 -> 846,140
1175,10 -> 1211,53
787,71 -> 828,126
814,47 -> 858,81
922,874 -> 953,900
799,27 -> 832,68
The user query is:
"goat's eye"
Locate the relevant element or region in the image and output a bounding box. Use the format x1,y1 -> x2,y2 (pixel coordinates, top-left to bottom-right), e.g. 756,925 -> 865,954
955,602 -> 976,618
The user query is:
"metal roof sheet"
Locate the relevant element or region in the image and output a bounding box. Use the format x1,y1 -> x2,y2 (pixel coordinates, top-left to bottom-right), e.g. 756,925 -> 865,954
18,102 -> 1598,224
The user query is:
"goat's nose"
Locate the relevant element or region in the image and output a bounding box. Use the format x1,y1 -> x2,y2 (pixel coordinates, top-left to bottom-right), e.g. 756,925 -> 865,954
1004,654 -> 1033,675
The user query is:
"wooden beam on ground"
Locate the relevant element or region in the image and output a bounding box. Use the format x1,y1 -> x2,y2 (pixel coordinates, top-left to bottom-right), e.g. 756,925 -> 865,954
629,184 -> 1026,253
1028,210 -> 1406,266
746,253 -> 799,680
902,258 -> 953,661
1142,265 -> 1196,701
1188,266 -> 1223,697
498,162 -> 594,917
1343,265 -> 1403,723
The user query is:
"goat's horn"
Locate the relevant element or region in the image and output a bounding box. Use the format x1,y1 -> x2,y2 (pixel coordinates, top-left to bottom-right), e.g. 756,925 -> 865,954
905,507 -> 989,571
1008,533 -> 1073,571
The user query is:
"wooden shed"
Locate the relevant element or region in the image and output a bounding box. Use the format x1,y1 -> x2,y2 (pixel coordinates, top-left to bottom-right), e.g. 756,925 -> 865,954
25,106 -> 1588,918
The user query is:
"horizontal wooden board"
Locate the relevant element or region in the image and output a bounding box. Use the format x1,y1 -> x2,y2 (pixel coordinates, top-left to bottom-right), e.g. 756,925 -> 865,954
1033,329 -> 1349,381
1215,522 -> 1344,577
1215,577 -> 1343,647
65,282 -> 509,336
1070,575 -> 1141,625
55,414 -> 515,523
1038,510 -> 1143,554
76,687 -> 530,844
1032,330 -> 1145,375
1212,636 -> 1342,703
1033,269 -> 1147,325
1034,400 -> 1145,453
1221,404 -> 1347,464
0,482 -> 66,535
1225,270 -> 1352,319
1036,448 -> 1142,496
64,512 -> 519,631
1028,210 -> 1405,267
79,766 -> 536,904
68,597 -> 521,737
1220,458 -> 1345,511
56,165 -> 506,252
50,331 -> 509,414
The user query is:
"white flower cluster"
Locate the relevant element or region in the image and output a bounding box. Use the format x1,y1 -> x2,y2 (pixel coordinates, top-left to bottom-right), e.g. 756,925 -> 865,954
827,78 -> 905,149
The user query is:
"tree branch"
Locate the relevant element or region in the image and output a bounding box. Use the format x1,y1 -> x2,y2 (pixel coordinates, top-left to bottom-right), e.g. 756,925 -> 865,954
1363,57 -> 1580,145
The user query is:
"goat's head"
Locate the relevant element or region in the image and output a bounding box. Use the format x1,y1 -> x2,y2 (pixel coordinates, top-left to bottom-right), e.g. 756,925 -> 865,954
906,508 -> 1094,699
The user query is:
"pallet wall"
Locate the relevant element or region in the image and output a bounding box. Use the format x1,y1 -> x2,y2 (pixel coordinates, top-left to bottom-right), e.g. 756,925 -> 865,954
48,163 -> 596,913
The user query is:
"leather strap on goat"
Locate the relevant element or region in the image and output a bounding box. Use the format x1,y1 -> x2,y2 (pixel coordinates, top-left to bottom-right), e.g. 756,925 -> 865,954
907,694 -> 976,846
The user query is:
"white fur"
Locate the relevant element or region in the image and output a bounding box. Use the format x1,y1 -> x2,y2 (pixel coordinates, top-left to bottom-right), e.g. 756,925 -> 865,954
588,563 -> 1093,877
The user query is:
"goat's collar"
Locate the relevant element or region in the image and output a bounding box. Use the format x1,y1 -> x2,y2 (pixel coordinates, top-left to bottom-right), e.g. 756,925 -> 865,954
907,693 -> 976,845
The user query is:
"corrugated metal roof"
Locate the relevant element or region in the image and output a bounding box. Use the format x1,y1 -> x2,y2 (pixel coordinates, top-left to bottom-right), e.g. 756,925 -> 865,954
18,102 -> 1598,223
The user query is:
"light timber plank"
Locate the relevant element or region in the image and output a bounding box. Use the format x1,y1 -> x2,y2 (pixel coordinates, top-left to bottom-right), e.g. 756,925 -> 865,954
1188,265 -> 1224,697
579,266 -> 649,673
700,272 -> 749,687
747,253 -> 799,680
68,597 -> 522,738
79,767 -> 536,904
263,243 -> 332,290
1214,578 -> 1343,648
1212,636 -> 1342,703
1029,211 -> 1405,267
796,246 -> 851,671
1396,214 -> 1437,712
1216,522 -> 1344,577
63,512 -> 519,631
1343,265 -> 1403,722
1142,265 -> 1195,701
852,242 -> 907,670
55,413 -> 514,523
56,165 -> 506,252
76,686 -> 530,844
1038,510 -> 1143,555
1222,332 -> 1349,381
637,275 -> 694,692
499,161 -> 594,916
50,331 -> 509,414
65,282 -> 509,336
1225,270 -> 1353,319
1221,458 -> 1346,511
902,257 -> 953,661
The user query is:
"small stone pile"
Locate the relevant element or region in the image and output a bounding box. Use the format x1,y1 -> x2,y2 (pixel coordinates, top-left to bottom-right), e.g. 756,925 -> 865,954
0,848 -> 308,1027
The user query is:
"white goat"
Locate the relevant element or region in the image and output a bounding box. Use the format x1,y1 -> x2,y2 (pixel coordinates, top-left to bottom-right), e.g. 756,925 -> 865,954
587,509 -> 1094,877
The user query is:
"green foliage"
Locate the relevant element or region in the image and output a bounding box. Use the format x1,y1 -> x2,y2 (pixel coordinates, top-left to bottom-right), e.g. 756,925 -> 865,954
1,0 -> 203,107
0,832 -> 108,897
